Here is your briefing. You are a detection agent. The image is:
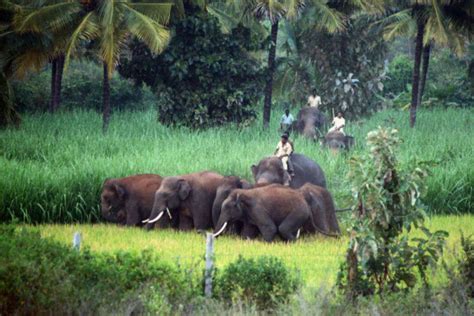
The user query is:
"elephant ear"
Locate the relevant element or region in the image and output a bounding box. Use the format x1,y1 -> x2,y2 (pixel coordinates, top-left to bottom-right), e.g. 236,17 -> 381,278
178,180 -> 191,200
235,193 -> 250,211
251,165 -> 258,178
113,183 -> 127,201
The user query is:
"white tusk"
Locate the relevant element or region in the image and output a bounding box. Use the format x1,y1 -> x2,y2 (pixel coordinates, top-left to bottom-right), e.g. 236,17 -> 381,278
142,218 -> 149,223
166,207 -> 172,219
148,211 -> 164,224
107,205 -> 112,211
213,222 -> 228,237
296,229 -> 301,239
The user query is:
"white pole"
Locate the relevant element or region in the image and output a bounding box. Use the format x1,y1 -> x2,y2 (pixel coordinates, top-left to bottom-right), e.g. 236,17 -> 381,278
72,232 -> 81,250
204,233 -> 215,298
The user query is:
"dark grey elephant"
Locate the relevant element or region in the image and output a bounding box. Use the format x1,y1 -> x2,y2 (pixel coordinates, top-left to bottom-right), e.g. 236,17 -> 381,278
100,174 -> 174,228
144,171 -> 224,231
298,183 -> 340,237
291,107 -> 326,140
213,185 -> 312,242
211,176 -> 259,238
323,131 -> 355,151
251,153 -> 326,188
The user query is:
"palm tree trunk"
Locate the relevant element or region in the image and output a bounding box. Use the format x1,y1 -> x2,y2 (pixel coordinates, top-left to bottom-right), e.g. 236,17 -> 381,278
49,58 -> 57,113
103,62 -> 111,133
410,19 -> 425,128
54,54 -> 65,111
263,20 -> 279,129
417,43 -> 431,106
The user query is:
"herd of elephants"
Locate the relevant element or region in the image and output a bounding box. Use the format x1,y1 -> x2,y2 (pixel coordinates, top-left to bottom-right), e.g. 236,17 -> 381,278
101,107 -> 347,242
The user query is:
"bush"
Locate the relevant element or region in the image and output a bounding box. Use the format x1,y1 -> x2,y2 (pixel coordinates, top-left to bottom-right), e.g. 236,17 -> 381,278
119,9 -> 263,128
0,226 -> 193,314
459,234 -> 474,298
12,61 -> 156,112
215,256 -> 301,310
385,54 -> 412,95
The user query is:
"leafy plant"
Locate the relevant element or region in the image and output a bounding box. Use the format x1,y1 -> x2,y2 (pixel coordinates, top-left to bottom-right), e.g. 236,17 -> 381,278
459,234 -> 474,298
215,255 -> 301,310
338,127 -> 448,298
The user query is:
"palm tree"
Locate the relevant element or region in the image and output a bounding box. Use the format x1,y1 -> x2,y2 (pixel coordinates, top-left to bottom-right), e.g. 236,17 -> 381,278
15,0 -> 173,132
227,0 -> 344,128
381,0 -> 474,127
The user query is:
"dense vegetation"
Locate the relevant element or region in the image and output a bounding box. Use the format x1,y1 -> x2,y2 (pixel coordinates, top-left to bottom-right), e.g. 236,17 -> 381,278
0,108 -> 472,224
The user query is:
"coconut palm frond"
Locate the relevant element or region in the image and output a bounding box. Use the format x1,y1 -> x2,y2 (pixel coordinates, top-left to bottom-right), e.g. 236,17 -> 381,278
125,3 -> 173,25
13,2 -> 79,33
311,0 -> 345,33
125,5 -> 170,54
383,9 -> 415,40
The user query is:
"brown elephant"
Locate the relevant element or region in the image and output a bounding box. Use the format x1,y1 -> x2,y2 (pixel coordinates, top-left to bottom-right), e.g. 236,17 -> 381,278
211,176 -> 259,238
251,153 -> 326,188
298,183 -> 340,237
101,174 -> 174,228
213,185 -> 312,242
144,171 -> 225,231
322,131 -> 355,151
291,107 -> 326,140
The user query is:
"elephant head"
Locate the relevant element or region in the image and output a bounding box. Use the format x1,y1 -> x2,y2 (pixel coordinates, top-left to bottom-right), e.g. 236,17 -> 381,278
323,131 -> 354,151
294,107 -> 326,140
145,177 -> 191,225
212,176 -> 252,226
100,179 -> 127,224
251,157 -> 285,186
213,191 -> 250,237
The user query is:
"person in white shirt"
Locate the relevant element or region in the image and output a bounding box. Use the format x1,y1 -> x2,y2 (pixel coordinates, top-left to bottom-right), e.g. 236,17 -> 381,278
307,93 -> 322,108
328,112 -> 346,135
274,133 -> 294,186
280,109 -> 294,132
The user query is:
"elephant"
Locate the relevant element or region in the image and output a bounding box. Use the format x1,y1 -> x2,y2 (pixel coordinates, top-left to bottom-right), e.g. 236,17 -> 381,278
322,131 -> 355,151
100,174 -> 174,228
298,183 -> 340,237
211,176 -> 259,238
290,107 -> 326,140
251,153 -> 326,189
144,171 -> 225,231
213,185 -> 312,242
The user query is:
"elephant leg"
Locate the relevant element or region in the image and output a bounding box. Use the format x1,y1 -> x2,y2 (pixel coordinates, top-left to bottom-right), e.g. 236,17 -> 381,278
241,223 -> 259,239
278,211 -> 309,242
192,206 -> 212,230
125,201 -> 141,226
258,223 -> 277,242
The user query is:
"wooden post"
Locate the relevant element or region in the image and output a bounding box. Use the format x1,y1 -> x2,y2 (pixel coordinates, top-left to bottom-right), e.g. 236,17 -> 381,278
72,232 -> 81,250
204,233 -> 215,298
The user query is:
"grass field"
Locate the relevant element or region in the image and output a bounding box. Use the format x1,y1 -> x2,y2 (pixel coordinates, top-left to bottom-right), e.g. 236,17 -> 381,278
0,107 -> 473,223
26,214 -> 474,289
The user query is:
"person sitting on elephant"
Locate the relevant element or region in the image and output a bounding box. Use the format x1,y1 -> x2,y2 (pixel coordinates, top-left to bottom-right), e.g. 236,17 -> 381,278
273,133 -> 295,185
307,91 -> 322,108
280,108 -> 294,132
328,112 -> 345,135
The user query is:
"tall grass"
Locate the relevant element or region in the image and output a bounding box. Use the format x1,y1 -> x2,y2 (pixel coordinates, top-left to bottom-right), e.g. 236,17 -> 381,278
0,107 -> 473,223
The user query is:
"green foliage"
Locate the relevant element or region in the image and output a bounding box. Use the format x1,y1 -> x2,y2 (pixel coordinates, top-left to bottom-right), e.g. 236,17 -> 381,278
338,127 -> 448,297
459,234 -> 474,298
385,54 -> 413,95
120,11 -> 263,128
215,255 -> 301,309
11,61 -> 156,112
0,225 -> 192,315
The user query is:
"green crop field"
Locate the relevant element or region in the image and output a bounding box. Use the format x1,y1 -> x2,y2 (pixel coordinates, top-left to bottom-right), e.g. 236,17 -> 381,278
0,107 -> 473,223
21,214 -> 474,289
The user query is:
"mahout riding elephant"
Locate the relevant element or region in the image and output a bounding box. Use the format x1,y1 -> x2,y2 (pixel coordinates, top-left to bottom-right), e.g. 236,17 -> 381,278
213,185 -> 312,242
298,183 -> 340,237
251,153 -> 326,188
291,107 -> 326,140
144,171 -> 225,231
211,176 -> 259,238
323,131 -> 354,151
101,174 -> 174,227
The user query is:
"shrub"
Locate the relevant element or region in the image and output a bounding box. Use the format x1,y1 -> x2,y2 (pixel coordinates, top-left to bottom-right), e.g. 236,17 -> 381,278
119,8 -> 263,128
215,256 -> 301,310
385,54 -> 412,95
459,234 -> 474,298
12,61 -> 156,112
338,128 -> 448,298
0,226 -> 193,314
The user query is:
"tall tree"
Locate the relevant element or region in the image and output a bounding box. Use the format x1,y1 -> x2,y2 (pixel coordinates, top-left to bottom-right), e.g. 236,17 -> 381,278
381,0 -> 474,127
16,0 -> 173,132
